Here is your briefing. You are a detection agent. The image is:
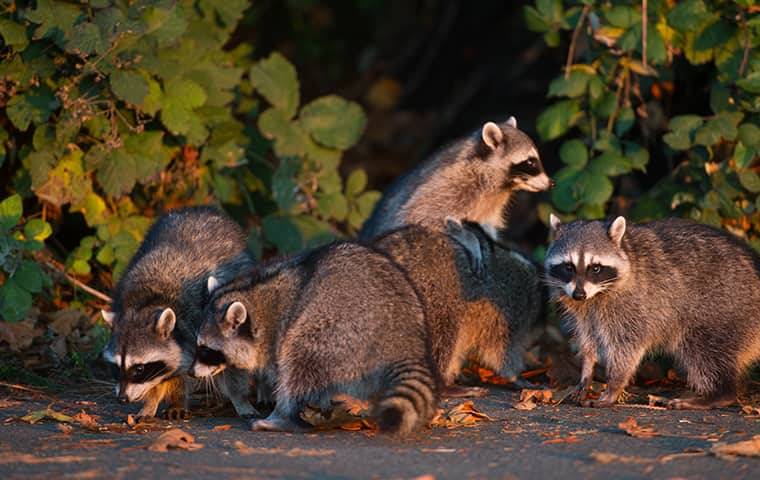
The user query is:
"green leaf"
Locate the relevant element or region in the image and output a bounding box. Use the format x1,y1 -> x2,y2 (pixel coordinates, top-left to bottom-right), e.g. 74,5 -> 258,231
355,190 -> 381,219
664,115 -> 704,150
262,215 -> 302,253
0,194 -> 23,230
551,170 -> 582,213
559,139 -> 588,168
159,78 -> 208,140
6,87 -> 58,131
0,18 -> 29,50
739,171 -> 760,193
694,112 -> 743,146
345,169 -> 368,197
523,6 -> 549,33
536,100 -> 580,141
249,52 -> 300,119
258,108 -> 308,157
694,19 -> 734,51
23,0 -> 83,46
615,106 -> 635,136
738,123 -> 760,150
271,157 -> 301,213
110,70 -> 149,105
317,192 -> 348,221
23,219 -> 52,241
579,172 -> 614,205
547,71 -> 592,98
66,21 -> 106,55
667,0 -> 710,31
737,72 -> 760,94
124,132 -> 172,182
300,95 -> 367,150
97,150 -> 137,197
589,151 -> 631,176
14,260 -> 45,294
605,5 -> 640,29
625,142 -> 649,172
0,278 -> 33,322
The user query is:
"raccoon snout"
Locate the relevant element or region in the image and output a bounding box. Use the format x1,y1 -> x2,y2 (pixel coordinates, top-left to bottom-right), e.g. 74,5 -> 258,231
572,288 -> 587,301
118,393 -> 130,404
548,179 -> 556,189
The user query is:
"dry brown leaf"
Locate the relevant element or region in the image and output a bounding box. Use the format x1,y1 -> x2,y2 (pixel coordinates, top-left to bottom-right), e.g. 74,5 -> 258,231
0,453 -> 94,465
47,309 -> 88,337
57,423 -> 74,435
332,394 -> 371,416
73,411 -> 100,431
711,435 -> 760,459
591,451 -> 653,464
0,311 -> 43,351
429,401 -> 491,428
513,389 -> 554,410
543,435 -> 581,445
741,405 -> 760,416
212,424 -> 232,431
147,429 -> 203,452
618,417 -> 658,438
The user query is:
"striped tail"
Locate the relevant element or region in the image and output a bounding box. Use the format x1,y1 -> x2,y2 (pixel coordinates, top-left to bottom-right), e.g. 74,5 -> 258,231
374,360 -> 439,435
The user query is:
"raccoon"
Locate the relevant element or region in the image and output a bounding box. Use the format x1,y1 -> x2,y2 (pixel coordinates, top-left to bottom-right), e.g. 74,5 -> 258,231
545,214 -> 760,409
359,116 -> 553,241
192,242 -> 441,435
371,220 -> 543,393
101,206 -> 257,419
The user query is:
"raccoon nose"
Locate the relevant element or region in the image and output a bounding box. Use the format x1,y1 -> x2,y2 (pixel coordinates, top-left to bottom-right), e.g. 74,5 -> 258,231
572,289 -> 586,300
548,179 -> 556,189
118,394 -> 129,404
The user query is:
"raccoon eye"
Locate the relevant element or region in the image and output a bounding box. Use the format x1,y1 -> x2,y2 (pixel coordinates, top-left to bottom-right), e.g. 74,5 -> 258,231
133,364 -> 144,375
564,263 -> 574,273
591,265 -> 601,274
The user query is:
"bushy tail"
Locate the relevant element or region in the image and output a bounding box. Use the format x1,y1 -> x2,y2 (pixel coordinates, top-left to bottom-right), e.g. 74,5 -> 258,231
374,360 -> 439,435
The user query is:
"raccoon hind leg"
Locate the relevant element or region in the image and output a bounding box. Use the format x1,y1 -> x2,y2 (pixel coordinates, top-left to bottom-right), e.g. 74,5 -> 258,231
249,397 -> 313,432
374,359 -> 439,435
670,348 -> 737,410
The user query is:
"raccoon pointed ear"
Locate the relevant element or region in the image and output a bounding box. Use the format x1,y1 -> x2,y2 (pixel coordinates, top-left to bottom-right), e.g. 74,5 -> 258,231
549,213 -> 562,232
222,301 -> 247,335
155,308 -> 176,339
207,275 -> 220,294
481,122 -> 503,150
101,310 -> 116,328
608,216 -> 627,246
506,116 -> 517,128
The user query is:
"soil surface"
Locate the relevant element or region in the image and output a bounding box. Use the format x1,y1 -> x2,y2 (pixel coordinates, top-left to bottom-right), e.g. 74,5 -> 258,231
1,384 -> 759,479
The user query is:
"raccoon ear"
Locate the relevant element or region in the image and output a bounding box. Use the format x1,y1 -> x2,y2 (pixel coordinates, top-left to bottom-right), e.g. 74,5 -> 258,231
155,308 -> 176,339
481,122 -> 503,150
207,275 -> 220,294
608,216 -> 626,246
101,310 -> 116,328
506,116 -> 517,128
223,301 -> 247,334
549,213 -> 562,232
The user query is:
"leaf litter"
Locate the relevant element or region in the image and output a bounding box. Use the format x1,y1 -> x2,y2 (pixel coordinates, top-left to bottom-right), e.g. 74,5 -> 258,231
429,401 -> 491,428
513,386 -> 575,410
233,441 -> 334,457
147,429 -> 203,452
618,417 -> 658,438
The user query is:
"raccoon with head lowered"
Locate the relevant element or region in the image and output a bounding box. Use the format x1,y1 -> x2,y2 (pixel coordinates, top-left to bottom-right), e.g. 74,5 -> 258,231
192,242 -> 441,435
545,215 -> 760,409
359,116 -> 553,242
101,207 -> 257,419
372,221 -> 543,394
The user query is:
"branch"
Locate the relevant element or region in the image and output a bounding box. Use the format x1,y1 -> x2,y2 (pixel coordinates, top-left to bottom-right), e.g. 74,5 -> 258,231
565,5 -> 591,78
739,11 -> 750,77
37,254 -> 112,304
642,0 -> 648,68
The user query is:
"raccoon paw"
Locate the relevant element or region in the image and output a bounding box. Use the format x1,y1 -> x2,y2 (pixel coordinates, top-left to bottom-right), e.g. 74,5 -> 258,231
667,396 -> 735,410
249,416 -> 311,433
163,407 -> 190,421
580,397 -> 616,408
442,385 -> 489,398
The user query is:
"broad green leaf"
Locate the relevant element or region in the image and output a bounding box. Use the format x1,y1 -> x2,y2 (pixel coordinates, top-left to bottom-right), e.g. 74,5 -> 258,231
589,151 -> 631,176
0,18 -> 29,50
579,172 -> 614,205
667,0 -> 710,31
124,132 -> 173,182
605,5 -> 640,29
66,21 -> 106,55
523,6 -> 549,33
547,71 -> 592,98
249,52 -> 299,119
23,0 -> 83,46
695,112 -> 743,146
165,78 -> 207,108
23,219 -> 52,241
559,139 -> 588,168
14,260 -> 45,293
355,190 -> 381,219
536,100 -> 580,141
72,192 -> 108,227
258,108 -> 308,157
738,123 -> 760,150
6,87 -> 58,131
291,215 -> 335,248
625,142 -> 649,172
577,203 -> 606,220
0,194 -> 23,230
615,106 -> 635,136
110,70 -> 149,105
345,169 -> 368,197
739,171 -> 760,193
140,77 -> 163,116
97,150 -> 137,197
0,279 -> 33,322
300,96 -> 367,149
737,72 -> 760,94
271,157 -> 301,213
317,192 -> 348,222
551,171 -> 582,213
262,215 -> 302,253
694,19 -> 734,51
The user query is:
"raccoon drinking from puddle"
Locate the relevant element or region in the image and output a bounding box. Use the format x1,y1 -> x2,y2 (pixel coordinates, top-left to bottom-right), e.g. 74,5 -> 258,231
102,207 -> 257,419
360,117 -> 553,241
545,215 -> 760,409
193,242 -> 440,434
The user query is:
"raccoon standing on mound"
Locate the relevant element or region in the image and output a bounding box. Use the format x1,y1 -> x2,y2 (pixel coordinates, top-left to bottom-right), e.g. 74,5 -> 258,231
545,215 -> 760,409
372,221 -> 542,394
359,116 -> 553,241
102,207 -> 257,419
192,242 -> 440,435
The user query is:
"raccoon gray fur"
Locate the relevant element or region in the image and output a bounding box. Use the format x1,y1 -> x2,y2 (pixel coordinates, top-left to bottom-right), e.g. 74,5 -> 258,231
545,215 -> 760,409
101,206 -> 257,419
193,242 -> 441,435
371,221 -> 544,392
359,116 -> 553,242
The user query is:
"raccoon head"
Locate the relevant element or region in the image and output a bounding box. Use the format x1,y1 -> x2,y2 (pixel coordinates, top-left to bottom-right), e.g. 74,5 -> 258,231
479,117 -> 554,193
101,307 -> 188,404
544,214 -> 630,301
191,276 -> 259,378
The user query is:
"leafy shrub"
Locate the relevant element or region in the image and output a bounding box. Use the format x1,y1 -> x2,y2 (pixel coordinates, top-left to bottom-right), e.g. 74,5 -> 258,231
526,0 -> 759,250
0,0 -> 376,324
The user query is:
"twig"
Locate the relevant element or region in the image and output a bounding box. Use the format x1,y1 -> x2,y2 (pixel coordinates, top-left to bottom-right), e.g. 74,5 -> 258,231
642,0 -> 648,68
739,11 -> 750,77
0,381 -> 44,394
565,5 -> 591,78
40,258 -> 112,304
615,403 -> 668,410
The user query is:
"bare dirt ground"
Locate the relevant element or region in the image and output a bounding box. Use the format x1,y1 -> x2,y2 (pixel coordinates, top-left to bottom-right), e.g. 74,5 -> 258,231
1,382 -> 759,480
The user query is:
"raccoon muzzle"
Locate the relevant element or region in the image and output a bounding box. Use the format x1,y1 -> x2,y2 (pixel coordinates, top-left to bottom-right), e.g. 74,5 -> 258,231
374,360 -> 438,435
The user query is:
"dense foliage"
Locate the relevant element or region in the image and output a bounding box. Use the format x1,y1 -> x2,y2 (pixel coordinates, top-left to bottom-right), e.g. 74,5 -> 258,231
526,0 -> 759,251
0,1 -> 376,325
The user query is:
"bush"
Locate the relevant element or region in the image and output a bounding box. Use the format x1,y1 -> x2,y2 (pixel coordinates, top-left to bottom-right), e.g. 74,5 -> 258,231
0,0 -> 376,325
526,0 -> 759,251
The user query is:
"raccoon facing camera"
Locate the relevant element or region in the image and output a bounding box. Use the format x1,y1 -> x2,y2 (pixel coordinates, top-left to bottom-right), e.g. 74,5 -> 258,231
545,214 -> 760,410
360,116 -> 554,242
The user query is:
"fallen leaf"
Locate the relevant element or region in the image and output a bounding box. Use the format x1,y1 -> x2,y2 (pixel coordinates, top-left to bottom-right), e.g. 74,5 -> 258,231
513,389 -> 554,410
0,310 -> 43,351
147,429 -> 203,452
47,309 -> 88,337
741,405 -> 760,416
73,411 -> 100,431
57,423 -> 74,435
543,435 -> 581,445
618,417 -> 658,438
21,408 -> 74,424
0,398 -> 21,408
212,424 -> 232,431
0,453 -> 94,465
591,451 -> 653,464
430,401 -> 491,428
711,435 -> 760,459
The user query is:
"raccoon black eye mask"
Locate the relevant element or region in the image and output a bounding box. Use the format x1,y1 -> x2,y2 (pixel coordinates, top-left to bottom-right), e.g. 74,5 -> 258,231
196,345 -> 227,366
126,361 -> 169,384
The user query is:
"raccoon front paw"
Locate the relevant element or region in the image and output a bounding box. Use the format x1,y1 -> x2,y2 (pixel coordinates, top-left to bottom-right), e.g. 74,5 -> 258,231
580,398 -> 616,408
249,416 -> 311,433
163,407 -> 190,421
